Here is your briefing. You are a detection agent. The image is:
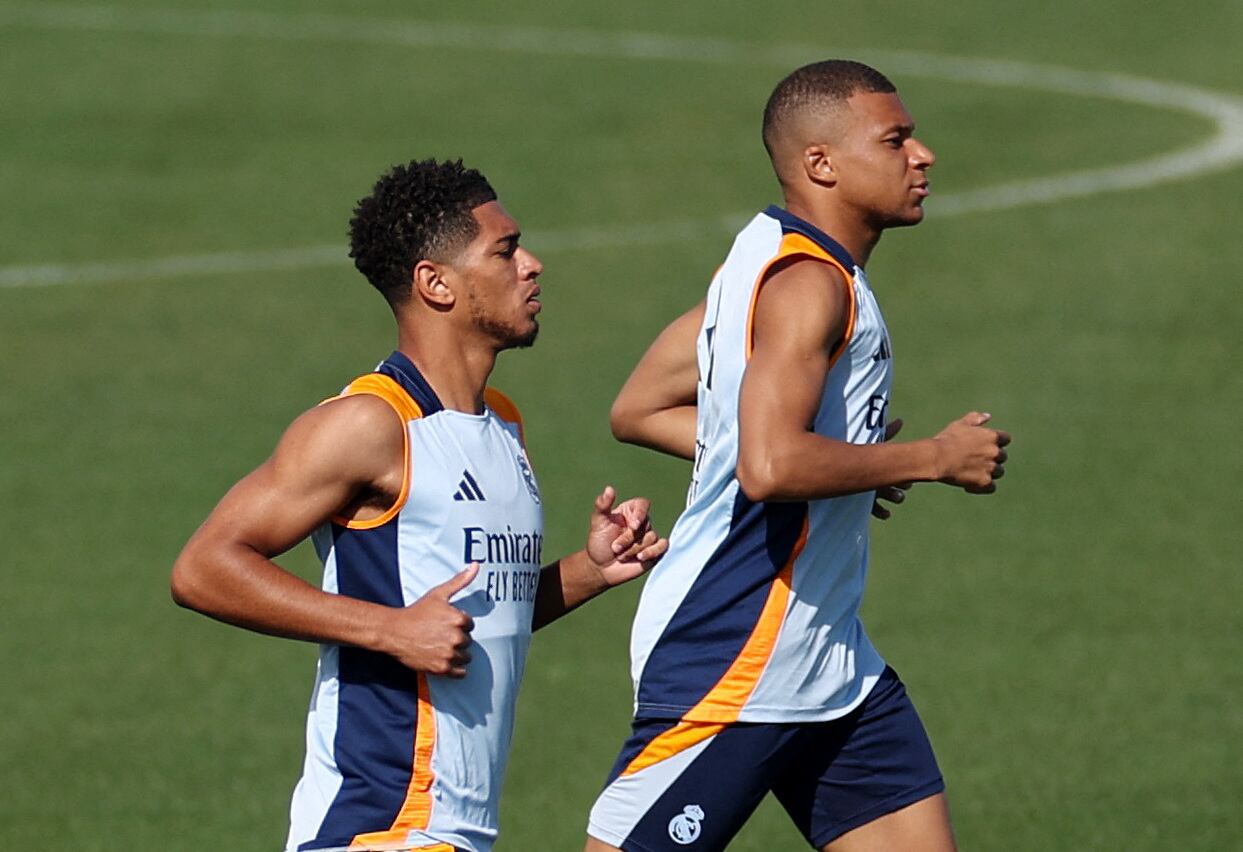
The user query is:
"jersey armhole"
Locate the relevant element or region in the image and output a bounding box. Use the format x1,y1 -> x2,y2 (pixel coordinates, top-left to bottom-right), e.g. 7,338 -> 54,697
745,233 -> 856,365
320,373 -> 423,530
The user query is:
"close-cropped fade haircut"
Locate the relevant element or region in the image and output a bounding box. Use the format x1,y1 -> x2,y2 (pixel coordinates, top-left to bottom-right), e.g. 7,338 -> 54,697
762,60 -> 897,160
349,159 -> 497,305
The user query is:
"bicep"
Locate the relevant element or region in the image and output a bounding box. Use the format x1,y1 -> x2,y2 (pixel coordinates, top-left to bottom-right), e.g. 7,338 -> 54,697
192,397 -> 403,558
738,261 -> 848,453
614,300 -> 704,415
610,300 -> 704,459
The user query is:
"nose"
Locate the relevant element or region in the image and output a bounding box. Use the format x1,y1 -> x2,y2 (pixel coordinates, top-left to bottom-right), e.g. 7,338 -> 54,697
518,247 -> 543,278
910,137 -> 935,170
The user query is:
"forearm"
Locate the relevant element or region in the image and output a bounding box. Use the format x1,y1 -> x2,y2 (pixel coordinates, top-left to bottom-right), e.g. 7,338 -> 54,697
531,550 -> 609,631
611,405 -> 697,460
738,433 -> 940,502
171,538 -> 392,651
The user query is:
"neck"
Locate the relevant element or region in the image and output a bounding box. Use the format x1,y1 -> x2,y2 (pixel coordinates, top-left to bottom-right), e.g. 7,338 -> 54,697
395,321 -> 497,414
782,195 -> 881,269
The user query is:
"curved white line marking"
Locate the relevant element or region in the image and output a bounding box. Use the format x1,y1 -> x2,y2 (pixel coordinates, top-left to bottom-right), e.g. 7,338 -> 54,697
1,5 -> 1241,288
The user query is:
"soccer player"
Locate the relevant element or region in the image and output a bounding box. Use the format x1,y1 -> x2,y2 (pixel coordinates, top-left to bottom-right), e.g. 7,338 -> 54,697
584,61 -> 1010,851
171,159 -> 668,852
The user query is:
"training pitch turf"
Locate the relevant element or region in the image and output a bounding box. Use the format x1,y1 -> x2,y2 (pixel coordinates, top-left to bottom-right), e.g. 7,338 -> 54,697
2,1 -> 1241,848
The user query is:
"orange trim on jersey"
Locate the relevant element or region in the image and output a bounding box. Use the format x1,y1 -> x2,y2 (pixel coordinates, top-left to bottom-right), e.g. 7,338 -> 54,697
619,517 -> 810,775
339,373 -> 425,421
347,842 -> 453,852
744,232 -> 857,365
324,373 -> 423,530
348,674 -> 441,850
483,385 -> 524,445
682,516 -> 809,722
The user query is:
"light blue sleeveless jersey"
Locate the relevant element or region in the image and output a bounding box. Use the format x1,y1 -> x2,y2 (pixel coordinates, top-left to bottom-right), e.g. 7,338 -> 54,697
628,206 -> 893,724
285,352 -> 543,852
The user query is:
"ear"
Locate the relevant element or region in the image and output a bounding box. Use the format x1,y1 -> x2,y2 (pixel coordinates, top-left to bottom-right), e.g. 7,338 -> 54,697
803,144 -> 836,187
412,259 -> 455,308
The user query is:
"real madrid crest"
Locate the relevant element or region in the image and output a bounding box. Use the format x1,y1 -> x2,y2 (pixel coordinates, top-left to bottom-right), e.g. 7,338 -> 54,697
668,804 -> 704,845
516,450 -> 541,504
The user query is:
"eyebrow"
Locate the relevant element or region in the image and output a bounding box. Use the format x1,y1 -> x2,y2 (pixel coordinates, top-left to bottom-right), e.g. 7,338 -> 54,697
495,232 -> 521,248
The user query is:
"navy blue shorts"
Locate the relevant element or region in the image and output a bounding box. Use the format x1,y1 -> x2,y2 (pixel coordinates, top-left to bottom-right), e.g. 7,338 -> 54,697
587,667 -> 943,851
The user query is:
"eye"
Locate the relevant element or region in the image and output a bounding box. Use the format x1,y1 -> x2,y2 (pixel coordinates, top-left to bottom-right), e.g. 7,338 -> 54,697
884,137 -> 903,148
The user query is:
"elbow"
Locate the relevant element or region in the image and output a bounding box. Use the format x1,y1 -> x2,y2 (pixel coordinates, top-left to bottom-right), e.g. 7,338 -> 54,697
169,558 -> 195,610
736,450 -> 783,503
170,549 -> 209,612
609,398 -> 641,445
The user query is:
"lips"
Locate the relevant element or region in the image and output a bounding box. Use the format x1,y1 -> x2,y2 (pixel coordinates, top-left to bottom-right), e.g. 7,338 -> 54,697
526,286 -> 542,312
912,182 -> 930,197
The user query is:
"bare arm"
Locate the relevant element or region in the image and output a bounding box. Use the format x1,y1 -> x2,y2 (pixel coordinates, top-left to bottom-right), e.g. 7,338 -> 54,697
736,260 -> 1009,503
170,395 -> 476,676
532,486 -> 667,631
610,300 -> 705,460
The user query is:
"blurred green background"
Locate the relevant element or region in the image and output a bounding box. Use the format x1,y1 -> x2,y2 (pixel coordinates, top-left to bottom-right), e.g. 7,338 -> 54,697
2,1 -> 1241,849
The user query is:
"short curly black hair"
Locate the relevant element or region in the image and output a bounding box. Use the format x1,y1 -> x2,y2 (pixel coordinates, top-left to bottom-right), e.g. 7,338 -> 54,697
762,60 -> 896,158
348,159 -> 497,305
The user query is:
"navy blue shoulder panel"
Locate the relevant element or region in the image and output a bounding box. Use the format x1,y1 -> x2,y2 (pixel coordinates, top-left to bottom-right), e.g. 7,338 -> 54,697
763,205 -> 856,271
375,350 -> 444,415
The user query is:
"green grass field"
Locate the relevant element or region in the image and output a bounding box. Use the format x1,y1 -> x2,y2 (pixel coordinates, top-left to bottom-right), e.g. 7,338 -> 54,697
3,1 -> 1242,849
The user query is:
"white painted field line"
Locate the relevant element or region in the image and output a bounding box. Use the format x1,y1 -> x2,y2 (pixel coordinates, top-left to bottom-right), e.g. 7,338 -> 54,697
2,5 -> 1242,289
0,217 -> 749,289
0,4 -> 772,63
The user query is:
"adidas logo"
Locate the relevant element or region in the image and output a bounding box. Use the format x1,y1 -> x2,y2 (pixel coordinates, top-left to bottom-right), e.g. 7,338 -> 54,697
453,470 -> 487,502
872,337 -> 892,362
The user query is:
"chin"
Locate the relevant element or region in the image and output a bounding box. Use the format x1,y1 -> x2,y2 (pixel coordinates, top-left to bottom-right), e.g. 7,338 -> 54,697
884,207 -> 926,229
502,323 -> 540,350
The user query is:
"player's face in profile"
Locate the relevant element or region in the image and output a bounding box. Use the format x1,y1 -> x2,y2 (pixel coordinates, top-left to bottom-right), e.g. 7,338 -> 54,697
452,201 -> 544,349
831,91 -> 935,229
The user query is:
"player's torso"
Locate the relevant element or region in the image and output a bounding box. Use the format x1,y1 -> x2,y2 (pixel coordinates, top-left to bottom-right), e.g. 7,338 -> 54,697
630,207 -> 890,724
289,352 -> 543,852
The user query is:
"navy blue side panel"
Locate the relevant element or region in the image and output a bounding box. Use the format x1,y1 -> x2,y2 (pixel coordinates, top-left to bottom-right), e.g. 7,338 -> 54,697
636,493 -> 808,716
764,205 -> 856,270
378,351 -> 444,414
310,520 -> 418,848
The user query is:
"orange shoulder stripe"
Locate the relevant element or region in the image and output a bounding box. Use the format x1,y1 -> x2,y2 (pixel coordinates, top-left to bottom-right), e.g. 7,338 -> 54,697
337,373 -> 424,422
324,373 -> 423,530
744,232 -> 857,365
484,386 -> 525,445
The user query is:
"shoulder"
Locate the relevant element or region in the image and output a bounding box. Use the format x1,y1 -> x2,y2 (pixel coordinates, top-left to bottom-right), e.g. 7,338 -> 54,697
761,252 -> 850,299
271,391 -> 406,484
751,258 -> 851,353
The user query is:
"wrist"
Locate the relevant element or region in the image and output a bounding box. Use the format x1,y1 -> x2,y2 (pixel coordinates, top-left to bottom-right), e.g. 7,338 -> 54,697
578,549 -> 614,592
353,602 -> 397,656
913,438 -> 943,483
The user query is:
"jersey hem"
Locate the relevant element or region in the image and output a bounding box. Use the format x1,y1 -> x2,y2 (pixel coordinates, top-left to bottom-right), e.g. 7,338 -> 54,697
634,672 -> 882,723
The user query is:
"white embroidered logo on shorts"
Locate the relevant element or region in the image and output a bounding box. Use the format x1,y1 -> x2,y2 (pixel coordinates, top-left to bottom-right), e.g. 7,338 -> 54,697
667,804 -> 705,845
